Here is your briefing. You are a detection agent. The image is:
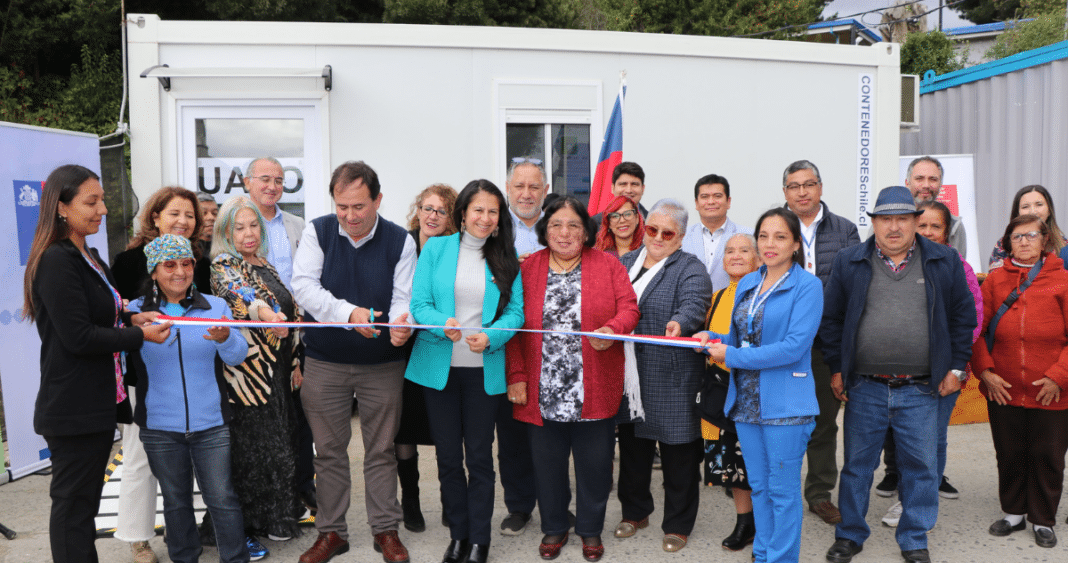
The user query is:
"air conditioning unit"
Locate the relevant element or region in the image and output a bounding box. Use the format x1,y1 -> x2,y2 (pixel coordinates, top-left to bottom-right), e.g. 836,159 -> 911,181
900,74 -> 919,129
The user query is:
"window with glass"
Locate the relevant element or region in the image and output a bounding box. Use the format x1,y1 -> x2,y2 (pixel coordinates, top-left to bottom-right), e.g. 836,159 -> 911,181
506,124 -> 591,207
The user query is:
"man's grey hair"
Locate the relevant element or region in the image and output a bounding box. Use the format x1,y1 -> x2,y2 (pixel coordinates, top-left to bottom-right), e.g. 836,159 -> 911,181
648,198 -> 689,233
905,156 -> 944,181
782,160 -> 822,186
196,192 -> 216,203
506,158 -> 547,186
246,157 -> 284,178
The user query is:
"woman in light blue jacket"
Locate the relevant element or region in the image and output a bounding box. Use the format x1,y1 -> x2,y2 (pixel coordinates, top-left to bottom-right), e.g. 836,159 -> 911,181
697,208 -> 823,563
404,180 -> 524,563
127,235 -> 250,563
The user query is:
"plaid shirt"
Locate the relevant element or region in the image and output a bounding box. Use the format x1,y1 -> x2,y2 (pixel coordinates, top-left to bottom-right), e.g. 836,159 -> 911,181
875,240 -> 916,273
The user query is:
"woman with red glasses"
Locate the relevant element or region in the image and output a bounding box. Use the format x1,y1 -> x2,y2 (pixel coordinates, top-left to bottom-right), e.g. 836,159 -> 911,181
614,199 -> 713,553
593,195 -> 645,258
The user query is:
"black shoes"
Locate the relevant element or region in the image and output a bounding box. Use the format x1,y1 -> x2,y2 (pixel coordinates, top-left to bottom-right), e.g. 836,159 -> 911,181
826,538 -> 863,563
901,548 -> 930,562
722,512 -> 755,551
1035,526 -> 1057,548
937,476 -> 959,499
397,456 -> 426,533
988,518 -> 1026,536
465,543 -> 489,563
441,539 -> 469,563
500,512 -> 532,535
875,472 -> 898,497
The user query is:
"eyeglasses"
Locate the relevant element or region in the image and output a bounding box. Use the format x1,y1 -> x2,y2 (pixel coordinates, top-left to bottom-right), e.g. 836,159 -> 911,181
645,225 -> 677,241
607,209 -> 638,222
1011,231 -> 1042,242
254,175 -> 285,187
511,157 -> 543,165
160,258 -> 195,271
784,180 -> 820,191
420,205 -> 448,218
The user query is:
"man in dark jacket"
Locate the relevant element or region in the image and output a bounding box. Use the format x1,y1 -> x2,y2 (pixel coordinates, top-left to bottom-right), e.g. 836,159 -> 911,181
781,159 -> 860,525
820,186 -> 975,563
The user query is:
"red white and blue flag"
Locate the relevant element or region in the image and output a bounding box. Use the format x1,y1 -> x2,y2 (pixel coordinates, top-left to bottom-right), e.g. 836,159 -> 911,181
588,78 -> 626,216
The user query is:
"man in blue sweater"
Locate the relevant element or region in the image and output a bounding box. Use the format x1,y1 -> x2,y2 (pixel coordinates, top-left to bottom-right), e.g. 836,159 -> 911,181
292,161 -> 417,563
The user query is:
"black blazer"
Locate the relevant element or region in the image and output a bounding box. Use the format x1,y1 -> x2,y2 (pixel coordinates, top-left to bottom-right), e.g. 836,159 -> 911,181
33,240 -> 143,436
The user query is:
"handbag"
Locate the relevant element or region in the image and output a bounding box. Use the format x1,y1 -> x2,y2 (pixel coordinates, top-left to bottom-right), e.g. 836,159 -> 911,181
694,288 -> 735,432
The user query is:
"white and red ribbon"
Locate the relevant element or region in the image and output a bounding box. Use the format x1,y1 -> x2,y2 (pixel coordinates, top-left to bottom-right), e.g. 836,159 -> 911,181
155,315 -> 711,350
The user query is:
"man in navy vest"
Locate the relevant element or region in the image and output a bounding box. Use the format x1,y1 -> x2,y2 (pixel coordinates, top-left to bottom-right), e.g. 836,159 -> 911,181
292,161 -> 417,563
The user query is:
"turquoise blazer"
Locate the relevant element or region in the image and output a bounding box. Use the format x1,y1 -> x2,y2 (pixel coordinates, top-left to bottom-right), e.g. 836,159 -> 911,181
404,233 -> 525,394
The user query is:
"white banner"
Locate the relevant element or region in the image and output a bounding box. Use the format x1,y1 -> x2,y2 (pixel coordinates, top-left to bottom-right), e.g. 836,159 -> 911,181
0,121 -> 104,481
899,154 -> 979,272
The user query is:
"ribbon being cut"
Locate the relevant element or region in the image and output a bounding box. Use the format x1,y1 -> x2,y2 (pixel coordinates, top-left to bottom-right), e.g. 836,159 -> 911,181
154,314 -> 710,350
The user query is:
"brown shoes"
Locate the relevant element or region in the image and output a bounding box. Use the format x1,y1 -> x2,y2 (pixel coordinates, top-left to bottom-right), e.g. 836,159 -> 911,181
613,517 -> 649,538
373,530 -> 411,563
809,500 -> 843,524
662,533 -> 688,552
299,532 -> 349,563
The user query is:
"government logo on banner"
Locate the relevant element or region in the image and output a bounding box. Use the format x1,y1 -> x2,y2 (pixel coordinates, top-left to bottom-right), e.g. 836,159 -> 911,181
13,180 -> 43,266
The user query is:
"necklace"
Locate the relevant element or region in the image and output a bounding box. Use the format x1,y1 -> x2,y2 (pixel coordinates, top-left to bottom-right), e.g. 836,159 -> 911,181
550,252 -> 581,273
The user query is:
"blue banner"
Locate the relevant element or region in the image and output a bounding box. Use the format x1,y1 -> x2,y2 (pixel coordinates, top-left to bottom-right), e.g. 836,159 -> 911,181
12,180 -> 43,266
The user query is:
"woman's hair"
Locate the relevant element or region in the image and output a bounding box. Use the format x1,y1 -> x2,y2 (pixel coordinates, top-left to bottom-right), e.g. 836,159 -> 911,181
917,200 -> 953,246
210,196 -> 269,260
1010,185 -> 1064,253
23,165 -> 100,322
537,195 -> 596,249
454,180 -> 520,321
1001,213 -> 1049,258
128,186 -> 203,250
406,183 -> 458,234
647,198 -> 689,233
754,207 -> 805,266
594,195 -> 644,252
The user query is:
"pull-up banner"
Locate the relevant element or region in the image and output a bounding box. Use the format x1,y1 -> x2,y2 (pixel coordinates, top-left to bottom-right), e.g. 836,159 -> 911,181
0,121 -> 104,481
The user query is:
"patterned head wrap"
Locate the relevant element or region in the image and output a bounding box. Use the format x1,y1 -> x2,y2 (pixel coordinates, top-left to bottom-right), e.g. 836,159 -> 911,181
144,234 -> 194,273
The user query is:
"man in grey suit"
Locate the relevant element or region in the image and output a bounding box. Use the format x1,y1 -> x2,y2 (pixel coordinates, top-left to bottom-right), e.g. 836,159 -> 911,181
681,174 -> 753,292
245,157 -> 304,292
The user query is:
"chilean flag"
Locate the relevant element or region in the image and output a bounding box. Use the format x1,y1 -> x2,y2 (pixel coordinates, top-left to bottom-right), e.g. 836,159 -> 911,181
588,80 -> 626,216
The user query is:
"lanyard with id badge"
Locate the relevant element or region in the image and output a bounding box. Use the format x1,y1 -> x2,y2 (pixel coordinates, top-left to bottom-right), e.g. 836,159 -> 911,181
742,271 -> 790,348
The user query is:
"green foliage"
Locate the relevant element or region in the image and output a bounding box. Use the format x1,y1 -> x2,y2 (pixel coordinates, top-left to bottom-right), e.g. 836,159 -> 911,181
600,0 -> 829,37
900,30 -> 966,76
986,9 -> 1068,60
952,0 -> 1023,24
383,0 -> 581,28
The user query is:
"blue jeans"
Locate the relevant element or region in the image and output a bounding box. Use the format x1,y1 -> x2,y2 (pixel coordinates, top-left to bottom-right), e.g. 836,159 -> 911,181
882,388 -> 959,479
736,422 -> 815,563
140,425 -> 249,563
837,377 -> 939,551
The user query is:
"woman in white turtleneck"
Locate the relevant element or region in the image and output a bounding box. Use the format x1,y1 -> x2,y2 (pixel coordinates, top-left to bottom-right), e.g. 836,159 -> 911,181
405,180 -> 525,563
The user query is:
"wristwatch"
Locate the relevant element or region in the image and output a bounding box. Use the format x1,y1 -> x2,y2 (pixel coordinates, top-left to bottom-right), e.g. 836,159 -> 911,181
951,369 -> 966,383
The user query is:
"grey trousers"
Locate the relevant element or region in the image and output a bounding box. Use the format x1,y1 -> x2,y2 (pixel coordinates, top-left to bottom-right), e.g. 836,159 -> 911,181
301,356 -> 405,538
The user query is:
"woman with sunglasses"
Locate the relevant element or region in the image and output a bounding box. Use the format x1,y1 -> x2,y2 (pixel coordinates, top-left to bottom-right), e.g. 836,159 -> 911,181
593,195 -> 645,258
614,199 -> 713,553
397,183 -> 458,532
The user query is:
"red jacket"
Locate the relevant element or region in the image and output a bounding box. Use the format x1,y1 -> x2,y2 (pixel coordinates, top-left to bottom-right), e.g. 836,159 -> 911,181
972,253 -> 1068,410
506,247 -> 639,425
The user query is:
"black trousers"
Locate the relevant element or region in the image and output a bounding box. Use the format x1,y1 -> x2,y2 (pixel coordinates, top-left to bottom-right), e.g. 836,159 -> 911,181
529,419 -> 615,537
44,430 -> 115,563
292,387 -> 316,495
426,367 -> 499,544
988,402 -> 1068,526
616,423 -> 703,536
496,394 -> 537,514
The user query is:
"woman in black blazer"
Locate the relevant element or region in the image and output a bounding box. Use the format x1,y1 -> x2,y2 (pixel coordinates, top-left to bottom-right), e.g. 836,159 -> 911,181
23,165 -> 171,563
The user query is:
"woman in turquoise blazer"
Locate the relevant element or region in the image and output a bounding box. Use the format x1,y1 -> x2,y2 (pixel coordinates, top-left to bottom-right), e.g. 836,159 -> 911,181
404,180 -> 524,563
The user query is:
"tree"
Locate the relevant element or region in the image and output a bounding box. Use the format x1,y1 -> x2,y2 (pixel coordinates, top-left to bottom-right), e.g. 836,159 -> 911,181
383,0 -> 581,28
985,9 -> 1067,60
953,0 -> 1064,23
600,0 -> 829,38
899,30 -> 966,76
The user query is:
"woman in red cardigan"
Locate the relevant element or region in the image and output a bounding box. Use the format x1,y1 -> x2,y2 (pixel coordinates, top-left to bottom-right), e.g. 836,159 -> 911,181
506,196 -> 639,562
973,214 -> 1068,549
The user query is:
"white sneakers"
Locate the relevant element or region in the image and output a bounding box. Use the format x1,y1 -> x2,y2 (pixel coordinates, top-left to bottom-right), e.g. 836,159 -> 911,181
882,501 -> 903,527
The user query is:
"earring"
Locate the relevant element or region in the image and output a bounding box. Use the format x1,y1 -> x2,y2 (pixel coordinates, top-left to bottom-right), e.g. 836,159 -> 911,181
152,281 -> 160,302
492,226 -> 499,237
58,214 -> 67,223
460,221 -> 465,235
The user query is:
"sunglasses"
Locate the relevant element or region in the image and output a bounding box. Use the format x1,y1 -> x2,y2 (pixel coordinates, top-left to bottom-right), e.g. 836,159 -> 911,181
645,225 -> 677,241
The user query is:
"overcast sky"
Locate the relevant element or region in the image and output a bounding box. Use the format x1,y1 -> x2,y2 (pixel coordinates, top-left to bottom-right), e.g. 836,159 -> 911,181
823,0 -> 974,32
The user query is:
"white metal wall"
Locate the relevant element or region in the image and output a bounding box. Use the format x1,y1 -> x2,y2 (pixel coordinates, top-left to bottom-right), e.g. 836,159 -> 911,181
901,57 -> 1068,272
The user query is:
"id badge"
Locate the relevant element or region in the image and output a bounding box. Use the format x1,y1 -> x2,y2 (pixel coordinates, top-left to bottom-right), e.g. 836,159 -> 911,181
741,340 -> 751,349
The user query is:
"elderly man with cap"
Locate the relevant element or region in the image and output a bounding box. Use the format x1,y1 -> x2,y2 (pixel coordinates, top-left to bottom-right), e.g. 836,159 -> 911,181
820,186 -> 975,563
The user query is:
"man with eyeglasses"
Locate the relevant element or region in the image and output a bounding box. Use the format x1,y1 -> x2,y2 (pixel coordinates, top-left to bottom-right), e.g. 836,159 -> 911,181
821,186 -> 974,563
681,174 -> 752,291
506,157 -> 550,258
244,157 -> 304,292
780,159 -> 860,527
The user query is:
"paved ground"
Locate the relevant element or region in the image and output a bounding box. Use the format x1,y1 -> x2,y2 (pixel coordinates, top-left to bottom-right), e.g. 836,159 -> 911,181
1,410 -> 1066,563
